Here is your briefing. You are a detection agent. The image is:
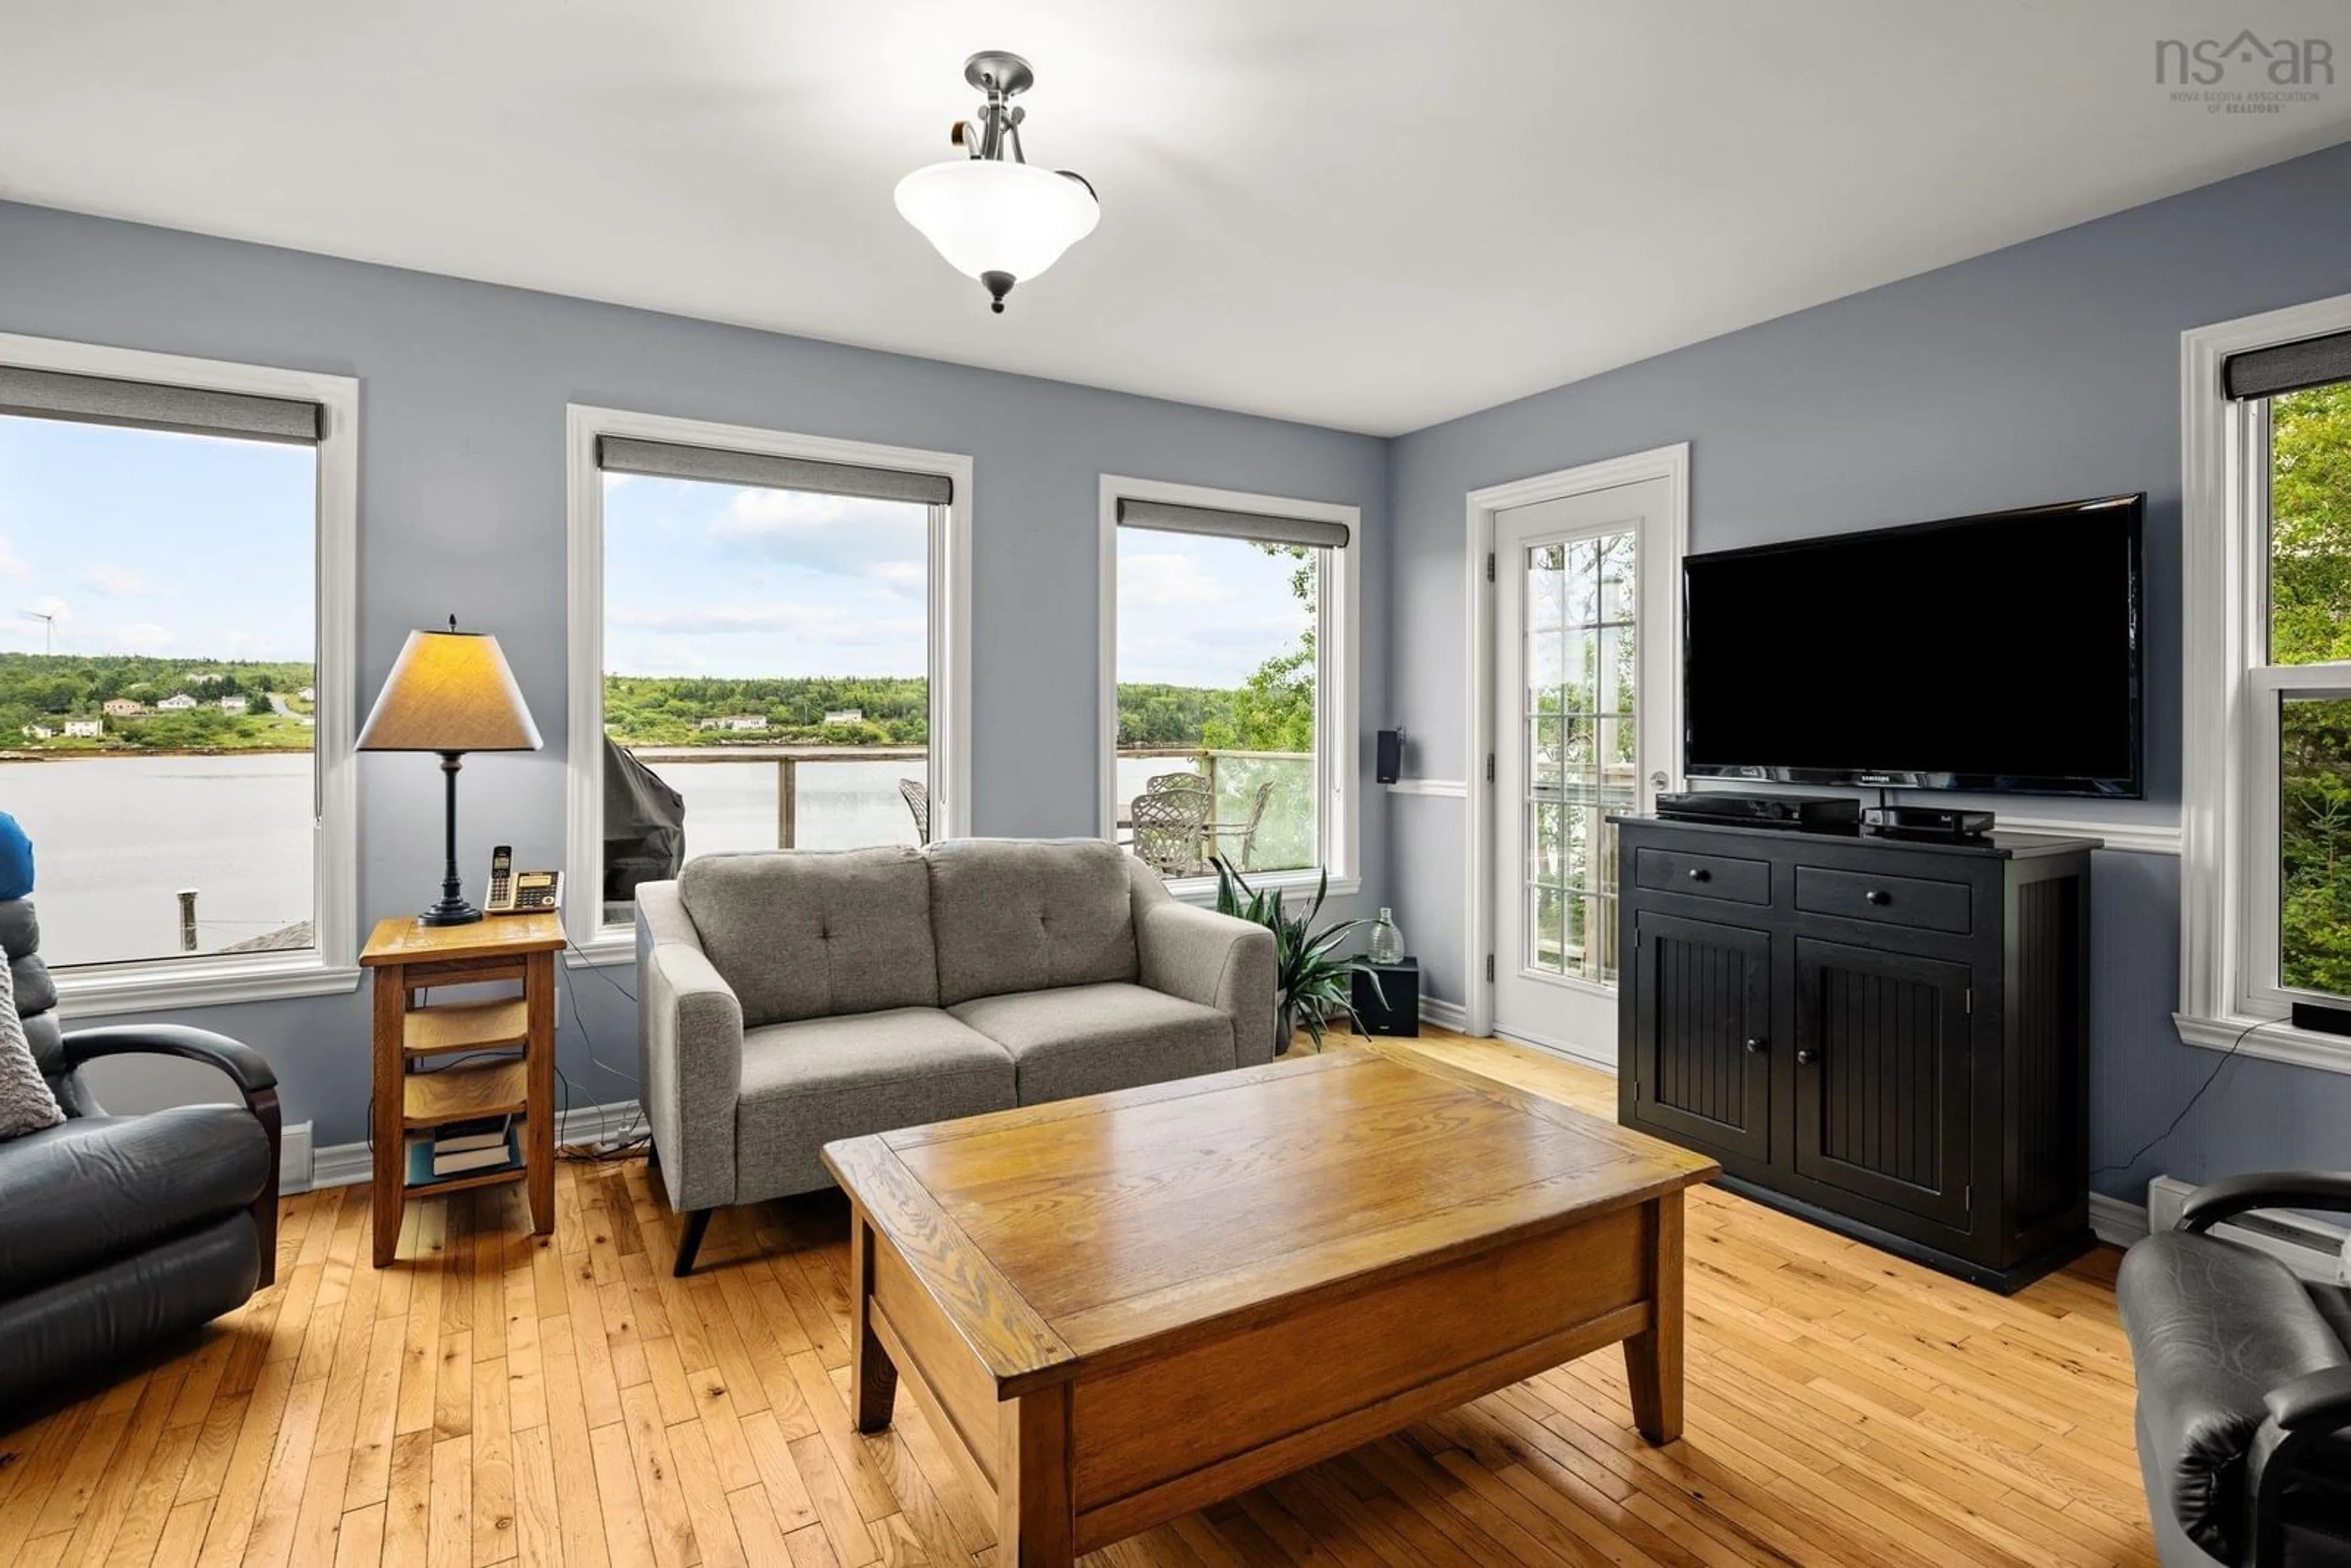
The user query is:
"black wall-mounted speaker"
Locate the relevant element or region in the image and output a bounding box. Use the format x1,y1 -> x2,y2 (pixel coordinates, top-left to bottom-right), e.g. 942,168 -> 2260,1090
1376,729 -> 1403,785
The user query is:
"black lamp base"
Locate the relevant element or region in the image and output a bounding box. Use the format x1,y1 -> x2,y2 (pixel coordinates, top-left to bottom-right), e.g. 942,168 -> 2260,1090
418,751 -> 483,928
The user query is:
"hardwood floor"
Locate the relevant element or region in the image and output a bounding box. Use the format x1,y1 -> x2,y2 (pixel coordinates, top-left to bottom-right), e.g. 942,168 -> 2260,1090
0,1030 -> 2156,1567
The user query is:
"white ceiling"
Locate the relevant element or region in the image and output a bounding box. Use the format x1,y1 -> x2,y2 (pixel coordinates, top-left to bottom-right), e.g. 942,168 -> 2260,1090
4,1 -> 2348,435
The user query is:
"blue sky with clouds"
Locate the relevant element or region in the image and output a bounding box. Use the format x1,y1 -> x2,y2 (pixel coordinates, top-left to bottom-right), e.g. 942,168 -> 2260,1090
0,413 -> 1314,689
607,474 -> 1313,688
0,415 -> 315,661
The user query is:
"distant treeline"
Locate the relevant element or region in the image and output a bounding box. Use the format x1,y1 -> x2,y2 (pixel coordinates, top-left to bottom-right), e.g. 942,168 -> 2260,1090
0,654 -> 1287,754
0,653 -> 314,751
603,674 -> 1257,749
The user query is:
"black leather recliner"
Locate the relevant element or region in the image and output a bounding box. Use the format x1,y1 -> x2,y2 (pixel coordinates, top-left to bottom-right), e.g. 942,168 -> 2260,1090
2120,1174 -> 2351,1567
0,898 -> 280,1417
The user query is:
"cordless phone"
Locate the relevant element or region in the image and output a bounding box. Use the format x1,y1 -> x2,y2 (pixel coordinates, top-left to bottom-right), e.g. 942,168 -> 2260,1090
482,846 -> 561,914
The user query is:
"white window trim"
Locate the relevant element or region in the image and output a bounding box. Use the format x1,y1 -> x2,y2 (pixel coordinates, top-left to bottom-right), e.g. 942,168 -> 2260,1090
564,405 -> 973,964
2178,288 -> 2351,1073
1097,475 -> 1361,907
0,332 -> 362,1015
1463,443 -> 1690,1040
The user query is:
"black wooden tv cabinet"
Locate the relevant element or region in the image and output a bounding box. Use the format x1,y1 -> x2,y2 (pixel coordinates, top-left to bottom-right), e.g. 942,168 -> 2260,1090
1612,814 -> 2098,1292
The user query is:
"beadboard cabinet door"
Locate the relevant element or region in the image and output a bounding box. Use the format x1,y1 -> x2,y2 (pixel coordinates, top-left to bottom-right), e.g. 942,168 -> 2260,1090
1628,910 -> 1772,1163
1789,937 -> 1974,1230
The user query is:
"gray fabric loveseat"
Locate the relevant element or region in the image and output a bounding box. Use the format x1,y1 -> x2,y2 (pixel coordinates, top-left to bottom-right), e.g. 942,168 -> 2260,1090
636,838 -> 1277,1274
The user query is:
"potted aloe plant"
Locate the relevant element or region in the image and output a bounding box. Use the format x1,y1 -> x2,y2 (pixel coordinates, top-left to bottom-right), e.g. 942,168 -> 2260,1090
1212,857 -> 1383,1053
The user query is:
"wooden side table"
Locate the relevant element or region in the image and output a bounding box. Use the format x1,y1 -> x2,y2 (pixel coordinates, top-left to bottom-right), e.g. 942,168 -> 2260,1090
362,912 -> 565,1268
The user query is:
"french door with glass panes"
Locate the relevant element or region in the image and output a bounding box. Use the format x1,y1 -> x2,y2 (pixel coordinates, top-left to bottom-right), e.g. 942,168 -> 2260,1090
1493,478 -> 1677,1062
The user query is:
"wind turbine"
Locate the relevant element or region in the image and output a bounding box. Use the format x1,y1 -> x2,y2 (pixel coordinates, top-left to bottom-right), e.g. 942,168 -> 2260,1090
20,608 -> 55,655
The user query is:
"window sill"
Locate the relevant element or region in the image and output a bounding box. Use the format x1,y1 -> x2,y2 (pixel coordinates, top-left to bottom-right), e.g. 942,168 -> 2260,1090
54,952 -> 362,1018
2175,1011 -> 2351,1076
1163,870 -> 1362,909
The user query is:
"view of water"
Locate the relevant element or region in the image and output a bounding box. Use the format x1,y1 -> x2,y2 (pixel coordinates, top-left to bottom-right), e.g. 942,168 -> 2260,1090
0,753 -> 318,969
0,752 -> 1317,969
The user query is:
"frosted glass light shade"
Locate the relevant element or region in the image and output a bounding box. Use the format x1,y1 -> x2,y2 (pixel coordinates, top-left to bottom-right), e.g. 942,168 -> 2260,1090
357,629 -> 542,753
894,159 -> 1100,284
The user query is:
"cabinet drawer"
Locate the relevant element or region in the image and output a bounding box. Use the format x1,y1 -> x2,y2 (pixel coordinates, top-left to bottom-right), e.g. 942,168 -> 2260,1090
1794,865 -> 1970,934
1632,846 -> 1772,906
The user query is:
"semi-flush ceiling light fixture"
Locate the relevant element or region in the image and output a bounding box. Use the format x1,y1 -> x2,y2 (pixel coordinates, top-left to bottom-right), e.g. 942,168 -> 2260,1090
894,51 -> 1099,315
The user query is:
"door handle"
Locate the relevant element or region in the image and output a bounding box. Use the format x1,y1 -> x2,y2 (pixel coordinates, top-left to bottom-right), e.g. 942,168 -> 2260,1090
1862,889 -> 1890,906
1743,1036 -> 1766,1055
1795,1047 -> 1819,1066
1687,867 -> 1710,883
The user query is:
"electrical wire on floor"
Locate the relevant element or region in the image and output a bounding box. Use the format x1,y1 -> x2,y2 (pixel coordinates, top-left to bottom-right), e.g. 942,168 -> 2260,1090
554,932 -> 651,1163
2091,1015 -> 2273,1177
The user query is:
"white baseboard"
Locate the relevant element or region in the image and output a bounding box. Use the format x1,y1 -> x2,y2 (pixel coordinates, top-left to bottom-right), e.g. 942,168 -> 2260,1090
1420,996 -> 1468,1032
2088,1191 -> 2149,1248
293,1098 -> 645,1193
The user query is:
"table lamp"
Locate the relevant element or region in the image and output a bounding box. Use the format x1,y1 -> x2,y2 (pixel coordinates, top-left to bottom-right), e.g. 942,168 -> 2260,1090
358,617 -> 542,926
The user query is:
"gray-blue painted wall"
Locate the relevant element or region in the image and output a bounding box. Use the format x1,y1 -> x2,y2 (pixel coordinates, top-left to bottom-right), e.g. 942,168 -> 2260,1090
12,138 -> 2351,1202
0,199 -> 1389,1148
1384,139 -> 2351,1201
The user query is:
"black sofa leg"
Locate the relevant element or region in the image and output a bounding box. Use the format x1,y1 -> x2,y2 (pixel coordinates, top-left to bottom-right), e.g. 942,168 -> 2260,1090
674,1209 -> 711,1277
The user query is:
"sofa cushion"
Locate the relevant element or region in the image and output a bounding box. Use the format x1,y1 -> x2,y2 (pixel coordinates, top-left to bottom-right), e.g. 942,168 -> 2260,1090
927,839 -> 1138,1007
2120,1229 -> 2351,1562
735,1008 -> 1015,1199
950,982 -> 1237,1105
0,1106 -> 271,1294
680,849 -> 940,1028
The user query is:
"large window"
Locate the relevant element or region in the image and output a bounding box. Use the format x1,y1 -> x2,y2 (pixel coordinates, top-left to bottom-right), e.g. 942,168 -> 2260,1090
567,407 -> 970,953
2181,297 -> 2351,1065
2251,371 -> 2351,1002
0,337 -> 356,1004
1101,478 -> 1358,894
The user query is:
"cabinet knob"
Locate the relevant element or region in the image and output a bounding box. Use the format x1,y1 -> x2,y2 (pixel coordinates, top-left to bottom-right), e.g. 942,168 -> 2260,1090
1743,1036 -> 1766,1055
1863,888 -> 1890,906
1796,1047 -> 1820,1066
1687,867 -> 1710,882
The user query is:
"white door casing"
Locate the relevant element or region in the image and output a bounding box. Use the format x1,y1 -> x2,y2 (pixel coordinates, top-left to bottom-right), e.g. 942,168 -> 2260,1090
1464,445 -> 1689,1058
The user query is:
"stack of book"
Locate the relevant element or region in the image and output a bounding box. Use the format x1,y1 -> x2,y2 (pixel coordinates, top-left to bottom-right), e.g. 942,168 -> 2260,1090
406,1115 -> 520,1186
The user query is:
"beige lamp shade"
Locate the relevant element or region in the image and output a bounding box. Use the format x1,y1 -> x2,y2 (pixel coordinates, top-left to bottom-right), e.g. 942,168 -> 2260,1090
356,629 -> 542,753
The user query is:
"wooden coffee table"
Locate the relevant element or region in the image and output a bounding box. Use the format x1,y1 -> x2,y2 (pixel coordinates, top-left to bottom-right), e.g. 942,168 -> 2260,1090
822,1042 -> 1718,1566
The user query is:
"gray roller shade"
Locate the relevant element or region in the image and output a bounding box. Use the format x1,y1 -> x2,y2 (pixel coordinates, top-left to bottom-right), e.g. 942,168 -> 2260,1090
1116,497 -> 1350,549
2224,329 -> 2351,400
0,366 -> 321,443
598,435 -> 951,506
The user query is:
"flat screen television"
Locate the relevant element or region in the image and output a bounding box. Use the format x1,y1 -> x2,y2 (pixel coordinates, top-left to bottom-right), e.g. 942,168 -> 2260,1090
1682,493 -> 2144,798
